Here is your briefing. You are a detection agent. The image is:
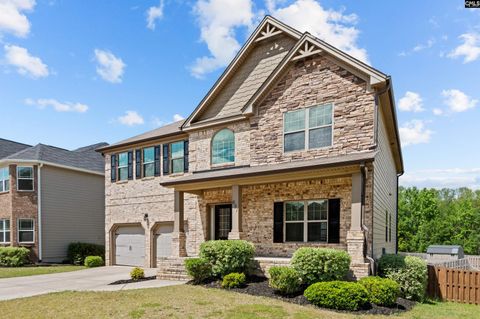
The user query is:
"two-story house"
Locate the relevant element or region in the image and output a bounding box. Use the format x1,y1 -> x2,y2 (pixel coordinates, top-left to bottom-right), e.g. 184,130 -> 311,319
0,139 -> 106,262
97,16 -> 403,279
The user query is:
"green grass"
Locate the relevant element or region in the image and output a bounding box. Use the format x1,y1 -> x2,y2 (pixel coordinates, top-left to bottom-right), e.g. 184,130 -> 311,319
0,265 -> 86,278
0,285 -> 477,319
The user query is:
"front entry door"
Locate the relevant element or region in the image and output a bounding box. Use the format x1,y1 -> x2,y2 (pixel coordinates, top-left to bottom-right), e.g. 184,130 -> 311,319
215,204 -> 232,240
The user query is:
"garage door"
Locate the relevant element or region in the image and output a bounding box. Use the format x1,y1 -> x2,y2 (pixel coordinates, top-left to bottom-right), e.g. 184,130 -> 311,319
115,225 -> 145,266
156,223 -> 173,258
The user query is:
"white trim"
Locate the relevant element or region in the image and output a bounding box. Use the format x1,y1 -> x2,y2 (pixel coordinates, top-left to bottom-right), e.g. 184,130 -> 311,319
38,163 -> 43,260
0,218 -> 11,244
0,159 -> 104,176
16,166 -> 34,192
17,218 -> 35,244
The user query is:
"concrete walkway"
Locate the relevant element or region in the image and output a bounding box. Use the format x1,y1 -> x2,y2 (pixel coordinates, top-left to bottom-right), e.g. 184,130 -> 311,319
0,266 -> 185,301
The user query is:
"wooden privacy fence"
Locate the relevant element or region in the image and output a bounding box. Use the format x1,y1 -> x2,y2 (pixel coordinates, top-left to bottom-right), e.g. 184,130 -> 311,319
427,265 -> 480,304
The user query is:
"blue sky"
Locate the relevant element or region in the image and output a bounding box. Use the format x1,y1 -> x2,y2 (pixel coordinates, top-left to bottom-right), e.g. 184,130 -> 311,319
0,0 -> 479,189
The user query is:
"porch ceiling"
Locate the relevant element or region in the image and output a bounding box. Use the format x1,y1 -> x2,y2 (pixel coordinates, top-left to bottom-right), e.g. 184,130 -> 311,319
161,151 -> 376,192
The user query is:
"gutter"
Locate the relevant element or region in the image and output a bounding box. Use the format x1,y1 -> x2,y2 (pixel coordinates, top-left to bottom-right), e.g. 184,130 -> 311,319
38,163 -> 43,261
0,160 -> 104,177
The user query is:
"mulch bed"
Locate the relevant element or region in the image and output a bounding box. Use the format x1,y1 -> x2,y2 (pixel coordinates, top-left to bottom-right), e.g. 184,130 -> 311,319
109,276 -> 157,285
196,276 -> 416,315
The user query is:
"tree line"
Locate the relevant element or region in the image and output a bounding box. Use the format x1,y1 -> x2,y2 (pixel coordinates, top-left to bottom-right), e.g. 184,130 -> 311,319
398,186 -> 480,255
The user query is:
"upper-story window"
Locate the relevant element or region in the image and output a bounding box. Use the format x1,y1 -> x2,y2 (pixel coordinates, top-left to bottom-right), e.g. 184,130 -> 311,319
283,103 -> 333,152
0,219 -> 10,244
143,147 -> 155,177
0,167 -> 9,193
117,152 -> 129,181
17,166 -> 33,191
211,129 -> 235,165
163,141 -> 188,175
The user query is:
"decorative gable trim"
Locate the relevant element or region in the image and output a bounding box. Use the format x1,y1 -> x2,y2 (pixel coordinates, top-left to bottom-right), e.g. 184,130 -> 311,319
292,39 -> 322,61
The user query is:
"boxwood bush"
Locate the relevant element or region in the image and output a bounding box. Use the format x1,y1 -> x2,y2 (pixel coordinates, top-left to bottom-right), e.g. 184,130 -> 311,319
130,267 -> 145,280
378,254 -> 427,301
185,257 -> 212,284
84,256 -> 104,268
0,247 -> 30,267
359,276 -> 399,306
304,281 -> 369,311
268,266 -> 302,295
291,248 -> 350,285
199,240 -> 255,278
67,242 -> 105,265
221,272 -> 246,289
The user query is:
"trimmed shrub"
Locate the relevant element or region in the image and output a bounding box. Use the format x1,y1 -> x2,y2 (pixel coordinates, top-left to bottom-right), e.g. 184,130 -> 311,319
304,281 -> 369,311
359,276 -> 399,306
185,258 -> 212,284
199,240 -> 255,278
130,267 -> 145,280
268,266 -> 302,295
84,256 -> 104,268
221,272 -> 246,289
0,247 -> 30,267
291,248 -> 350,285
383,256 -> 427,301
67,242 -> 105,265
377,254 -> 406,277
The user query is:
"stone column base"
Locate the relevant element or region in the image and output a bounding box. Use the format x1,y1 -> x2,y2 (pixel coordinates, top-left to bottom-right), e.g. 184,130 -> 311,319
171,232 -> 187,257
346,230 -> 370,279
228,231 -> 244,240
350,262 -> 370,280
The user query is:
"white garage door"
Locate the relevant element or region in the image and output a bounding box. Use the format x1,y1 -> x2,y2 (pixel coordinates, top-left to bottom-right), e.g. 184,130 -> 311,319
115,226 -> 145,267
156,223 -> 173,258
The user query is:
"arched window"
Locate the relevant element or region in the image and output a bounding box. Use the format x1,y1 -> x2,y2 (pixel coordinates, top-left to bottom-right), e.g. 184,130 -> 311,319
211,129 -> 235,164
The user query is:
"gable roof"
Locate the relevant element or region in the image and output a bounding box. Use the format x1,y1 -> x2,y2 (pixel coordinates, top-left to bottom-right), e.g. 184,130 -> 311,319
0,138 -> 31,159
1,142 -> 108,174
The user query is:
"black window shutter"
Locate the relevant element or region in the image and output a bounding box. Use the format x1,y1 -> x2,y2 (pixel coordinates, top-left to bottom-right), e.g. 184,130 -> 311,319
162,144 -> 169,175
183,140 -> 189,173
273,202 -> 284,243
127,151 -> 133,180
135,149 -> 142,179
328,198 -> 341,243
110,154 -> 117,182
154,146 -> 161,176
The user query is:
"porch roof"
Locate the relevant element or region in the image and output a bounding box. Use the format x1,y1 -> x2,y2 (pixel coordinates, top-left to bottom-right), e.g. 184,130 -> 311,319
161,151 -> 376,191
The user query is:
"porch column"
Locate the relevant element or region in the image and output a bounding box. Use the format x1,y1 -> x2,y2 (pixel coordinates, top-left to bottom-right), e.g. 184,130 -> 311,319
228,185 -> 243,240
172,190 -> 187,257
347,172 -> 369,279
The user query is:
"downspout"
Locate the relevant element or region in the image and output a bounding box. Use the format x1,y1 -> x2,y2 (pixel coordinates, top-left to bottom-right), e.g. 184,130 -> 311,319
395,173 -> 402,254
38,163 -> 43,262
360,163 -> 375,274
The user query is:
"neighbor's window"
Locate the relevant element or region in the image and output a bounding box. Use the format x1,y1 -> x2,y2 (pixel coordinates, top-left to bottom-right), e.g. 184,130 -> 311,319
17,166 -> 33,191
212,129 -> 235,164
0,167 -> 9,192
171,141 -> 184,174
18,218 -> 34,243
0,219 -> 10,243
143,147 -> 155,177
284,104 -> 333,152
285,200 -> 328,242
117,152 -> 128,181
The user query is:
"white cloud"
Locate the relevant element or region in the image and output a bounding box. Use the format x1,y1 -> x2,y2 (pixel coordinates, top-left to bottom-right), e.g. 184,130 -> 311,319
398,91 -> 424,112
432,108 -> 443,116
400,168 -> 480,190
25,98 -> 88,113
190,0 -> 255,78
448,33 -> 480,63
146,1 -> 164,30
93,49 -> 125,83
118,111 -> 144,126
399,120 -> 433,146
152,114 -> 185,127
268,0 -> 368,63
0,0 -> 35,38
412,38 -> 435,52
4,44 -> 49,78
441,89 -> 478,113
173,113 -> 184,122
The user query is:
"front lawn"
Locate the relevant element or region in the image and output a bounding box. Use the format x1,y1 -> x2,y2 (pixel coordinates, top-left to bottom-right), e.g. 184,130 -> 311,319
0,285 -> 476,319
0,265 -> 86,279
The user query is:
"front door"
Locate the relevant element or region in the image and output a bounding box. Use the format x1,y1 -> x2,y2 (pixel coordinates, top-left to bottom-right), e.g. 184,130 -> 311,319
215,204 -> 232,240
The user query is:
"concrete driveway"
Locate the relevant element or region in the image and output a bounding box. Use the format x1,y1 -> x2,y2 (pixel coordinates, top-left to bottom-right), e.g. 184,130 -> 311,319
0,266 -> 184,301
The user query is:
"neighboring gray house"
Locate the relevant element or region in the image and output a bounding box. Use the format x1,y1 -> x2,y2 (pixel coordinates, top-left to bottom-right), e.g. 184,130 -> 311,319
0,139 -> 107,262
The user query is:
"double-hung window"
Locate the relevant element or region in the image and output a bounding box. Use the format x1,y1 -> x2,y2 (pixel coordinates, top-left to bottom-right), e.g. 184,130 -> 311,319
0,167 -> 9,192
17,166 -> 33,191
143,147 -> 155,177
283,104 -> 333,152
170,141 -> 184,174
18,218 -> 34,243
0,219 -> 10,244
284,200 -> 328,242
117,152 -> 128,181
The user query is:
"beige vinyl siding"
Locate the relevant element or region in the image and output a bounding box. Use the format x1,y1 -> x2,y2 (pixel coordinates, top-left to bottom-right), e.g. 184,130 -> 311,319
197,35 -> 296,122
372,106 -> 398,259
41,165 -> 104,262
